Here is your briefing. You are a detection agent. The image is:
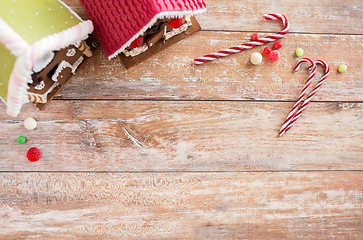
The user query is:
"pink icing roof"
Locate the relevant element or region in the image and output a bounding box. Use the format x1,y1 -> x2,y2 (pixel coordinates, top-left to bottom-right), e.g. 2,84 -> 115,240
80,0 -> 206,59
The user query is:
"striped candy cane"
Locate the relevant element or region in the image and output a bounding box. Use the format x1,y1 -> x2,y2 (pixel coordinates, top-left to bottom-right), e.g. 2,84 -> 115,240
279,58 -> 317,137
194,13 -> 290,65
283,60 -> 330,134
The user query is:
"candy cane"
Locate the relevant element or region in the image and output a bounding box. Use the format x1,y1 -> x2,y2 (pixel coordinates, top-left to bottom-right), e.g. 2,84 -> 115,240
194,13 -> 290,65
283,60 -> 330,134
279,58 -> 317,137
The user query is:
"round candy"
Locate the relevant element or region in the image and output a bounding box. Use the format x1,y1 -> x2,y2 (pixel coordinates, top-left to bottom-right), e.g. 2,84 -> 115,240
273,41 -> 283,49
24,117 -> 37,130
263,47 -> 271,55
27,147 -> 41,162
296,48 -> 304,57
129,36 -> 144,48
251,33 -> 259,41
338,64 -> 347,73
17,136 -> 26,144
250,52 -> 263,65
268,50 -> 281,62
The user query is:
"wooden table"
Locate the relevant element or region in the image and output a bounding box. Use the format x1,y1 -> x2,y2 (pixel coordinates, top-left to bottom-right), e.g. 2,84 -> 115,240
1,0 -> 362,238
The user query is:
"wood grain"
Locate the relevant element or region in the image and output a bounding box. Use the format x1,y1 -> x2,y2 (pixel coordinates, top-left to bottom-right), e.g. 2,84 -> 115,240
1,172 -> 362,239
52,32 -> 363,101
1,0 -> 362,238
63,0 -> 363,34
1,101 -> 361,171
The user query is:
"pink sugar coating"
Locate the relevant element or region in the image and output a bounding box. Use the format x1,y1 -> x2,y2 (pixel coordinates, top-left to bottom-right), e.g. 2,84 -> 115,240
268,50 -> 280,62
251,33 -> 259,41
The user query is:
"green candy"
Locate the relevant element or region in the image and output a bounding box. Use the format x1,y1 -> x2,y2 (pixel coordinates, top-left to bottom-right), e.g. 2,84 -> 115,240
296,48 -> 304,57
17,136 -> 26,144
338,64 -> 347,73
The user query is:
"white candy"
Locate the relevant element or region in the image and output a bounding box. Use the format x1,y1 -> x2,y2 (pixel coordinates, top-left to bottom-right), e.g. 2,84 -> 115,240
250,52 -> 263,65
24,117 -> 37,130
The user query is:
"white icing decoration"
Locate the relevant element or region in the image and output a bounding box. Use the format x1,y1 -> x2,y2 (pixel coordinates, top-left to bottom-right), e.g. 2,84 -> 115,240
91,41 -> 98,48
122,17 -> 192,57
123,44 -> 148,57
34,81 -> 45,90
28,82 -> 60,101
164,19 -> 191,41
32,52 -> 55,73
72,56 -> 84,73
107,8 -> 206,59
52,61 -> 72,82
66,48 -> 76,57
51,56 -> 84,81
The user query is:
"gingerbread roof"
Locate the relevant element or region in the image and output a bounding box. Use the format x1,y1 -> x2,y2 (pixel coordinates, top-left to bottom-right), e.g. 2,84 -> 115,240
80,0 -> 206,59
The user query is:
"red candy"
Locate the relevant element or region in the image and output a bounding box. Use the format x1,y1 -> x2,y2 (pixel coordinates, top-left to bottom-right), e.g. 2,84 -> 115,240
129,36 -> 144,48
268,50 -> 281,62
169,18 -> 184,29
27,147 -> 41,162
263,47 -> 271,55
273,41 -> 283,49
251,33 -> 259,41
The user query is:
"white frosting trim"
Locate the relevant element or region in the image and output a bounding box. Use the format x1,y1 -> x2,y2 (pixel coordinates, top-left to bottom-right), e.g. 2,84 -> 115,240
28,82 -> 60,102
52,61 -> 73,82
6,20 -> 93,117
51,56 -> 84,81
107,8 -> 206,59
123,44 -> 149,57
0,17 -> 29,56
32,52 -> 55,73
164,18 -> 192,41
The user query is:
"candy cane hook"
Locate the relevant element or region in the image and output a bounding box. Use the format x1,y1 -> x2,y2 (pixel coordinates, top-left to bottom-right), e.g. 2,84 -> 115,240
283,60 -> 330,134
194,13 -> 290,65
279,58 -> 317,137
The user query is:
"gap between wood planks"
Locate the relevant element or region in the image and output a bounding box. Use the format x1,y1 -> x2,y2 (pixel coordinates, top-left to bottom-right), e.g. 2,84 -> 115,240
200,29 -> 363,36
49,99 -> 363,103
1,170 -> 362,173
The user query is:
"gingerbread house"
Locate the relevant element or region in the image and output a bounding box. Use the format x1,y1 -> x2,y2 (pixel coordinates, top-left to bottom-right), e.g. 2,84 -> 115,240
0,0 -> 99,117
80,0 -> 206,68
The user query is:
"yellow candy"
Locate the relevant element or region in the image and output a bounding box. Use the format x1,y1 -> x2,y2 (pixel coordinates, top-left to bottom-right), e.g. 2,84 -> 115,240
296,48 -> 303,57
338,64 -> 347,73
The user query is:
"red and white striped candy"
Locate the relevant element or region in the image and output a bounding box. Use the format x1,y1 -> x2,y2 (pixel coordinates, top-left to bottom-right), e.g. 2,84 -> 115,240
283,60 -> 330,134
194,13 -> 290,65
279,58 -> 317,137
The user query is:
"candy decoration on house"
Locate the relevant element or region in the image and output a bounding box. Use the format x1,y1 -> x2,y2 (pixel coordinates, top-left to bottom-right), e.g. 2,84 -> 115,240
194,14 -> 290,65
0,0 -> 99,117
80,0 -> 207,68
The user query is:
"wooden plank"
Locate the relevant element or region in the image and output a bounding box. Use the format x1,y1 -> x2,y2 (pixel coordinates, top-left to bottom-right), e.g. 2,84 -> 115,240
63,0 -> 363,34
54,32 -> 362,101
0,172 -> 362,239
0,101 -> 361,171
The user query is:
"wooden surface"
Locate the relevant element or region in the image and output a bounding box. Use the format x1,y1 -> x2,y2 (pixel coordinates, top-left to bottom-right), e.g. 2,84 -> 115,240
1,0 -> 362,238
